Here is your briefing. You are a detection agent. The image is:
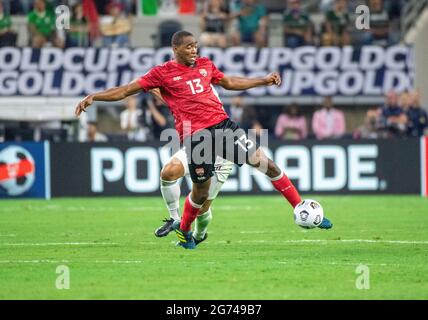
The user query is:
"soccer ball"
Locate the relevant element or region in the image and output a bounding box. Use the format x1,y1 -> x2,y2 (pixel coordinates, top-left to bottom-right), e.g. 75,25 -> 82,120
0,146 -> 35,196
293,199 -> 324,229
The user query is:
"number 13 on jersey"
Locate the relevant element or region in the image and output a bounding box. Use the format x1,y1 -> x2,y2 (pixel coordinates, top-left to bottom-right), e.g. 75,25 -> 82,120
186,79 -> 204,94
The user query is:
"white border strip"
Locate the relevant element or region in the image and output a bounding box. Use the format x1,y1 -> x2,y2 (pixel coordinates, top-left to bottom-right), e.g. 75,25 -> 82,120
44,141 -> 51,200
421,137 -> 426,197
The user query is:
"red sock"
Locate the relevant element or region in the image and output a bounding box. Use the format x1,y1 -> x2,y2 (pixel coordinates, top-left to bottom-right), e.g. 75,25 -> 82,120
180,195 -> 202,232
271,172 -> 302,208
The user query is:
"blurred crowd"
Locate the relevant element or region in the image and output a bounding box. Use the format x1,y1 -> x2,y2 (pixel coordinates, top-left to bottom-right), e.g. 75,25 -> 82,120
84,88 -> 426,143
2,89 -> 426,143
353,90 -> 428,139
0,0 -> 134,48
0,0 -> 406,48
225,89 -> 427,142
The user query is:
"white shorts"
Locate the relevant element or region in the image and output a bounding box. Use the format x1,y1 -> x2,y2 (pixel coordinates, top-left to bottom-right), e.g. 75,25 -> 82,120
169,148 -> 234,200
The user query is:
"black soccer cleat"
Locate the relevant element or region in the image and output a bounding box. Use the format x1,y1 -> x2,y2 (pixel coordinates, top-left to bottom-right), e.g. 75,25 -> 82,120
154,218 -> 176,237
193,233 -> 208,246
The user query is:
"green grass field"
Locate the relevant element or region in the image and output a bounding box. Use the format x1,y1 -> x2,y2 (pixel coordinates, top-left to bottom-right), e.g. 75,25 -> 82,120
0,195 -> 427,300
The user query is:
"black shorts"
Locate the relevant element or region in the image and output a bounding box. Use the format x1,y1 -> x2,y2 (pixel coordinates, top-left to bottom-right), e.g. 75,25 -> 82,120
184,118 -> 258,183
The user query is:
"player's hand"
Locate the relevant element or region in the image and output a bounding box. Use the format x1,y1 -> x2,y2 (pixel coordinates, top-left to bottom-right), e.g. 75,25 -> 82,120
265,72 -> 281,86
75,95 -> 94,117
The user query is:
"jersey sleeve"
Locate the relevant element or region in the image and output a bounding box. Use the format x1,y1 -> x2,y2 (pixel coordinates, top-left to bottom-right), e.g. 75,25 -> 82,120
210,62 -> 225,84
137,67 -> 163,91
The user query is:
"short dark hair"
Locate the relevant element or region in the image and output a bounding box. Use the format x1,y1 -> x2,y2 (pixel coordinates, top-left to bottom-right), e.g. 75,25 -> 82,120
171,30 -> 194,47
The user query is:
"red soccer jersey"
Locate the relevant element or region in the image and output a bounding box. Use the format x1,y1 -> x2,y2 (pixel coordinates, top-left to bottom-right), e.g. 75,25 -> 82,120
137,57 -> 229,141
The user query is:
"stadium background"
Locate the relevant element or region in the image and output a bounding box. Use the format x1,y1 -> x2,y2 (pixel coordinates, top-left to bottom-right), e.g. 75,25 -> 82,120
0,0 -> 428,301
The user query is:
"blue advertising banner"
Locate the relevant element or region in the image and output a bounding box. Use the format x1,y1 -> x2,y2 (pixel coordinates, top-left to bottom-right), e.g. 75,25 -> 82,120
0,46 -> 414,98
0,142 -> 50,199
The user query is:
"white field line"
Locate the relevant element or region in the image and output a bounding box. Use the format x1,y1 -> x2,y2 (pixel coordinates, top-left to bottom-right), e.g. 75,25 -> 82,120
0,260 -> 144,264
330,239 -> 428,244
241,229 -> 419,233
0,260 -> 70,264
1,239 -> 427,248
0,260 -> 408,267
220,239 -> 428,245
276,261 -> 401,267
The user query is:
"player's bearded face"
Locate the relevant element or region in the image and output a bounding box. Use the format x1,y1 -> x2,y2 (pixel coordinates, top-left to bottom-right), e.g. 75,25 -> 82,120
175,36 -> 198,66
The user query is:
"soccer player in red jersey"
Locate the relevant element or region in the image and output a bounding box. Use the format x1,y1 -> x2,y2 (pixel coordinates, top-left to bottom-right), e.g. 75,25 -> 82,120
75,31 -> 332,249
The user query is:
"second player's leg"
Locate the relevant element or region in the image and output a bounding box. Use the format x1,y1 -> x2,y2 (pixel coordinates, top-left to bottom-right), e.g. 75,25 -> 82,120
192,157 -> 233,241
158,150 -> 230,240
155,156 -> 186,237
193,199 -> 213,243
161,157 -> 185,181
160,156 -> 185,220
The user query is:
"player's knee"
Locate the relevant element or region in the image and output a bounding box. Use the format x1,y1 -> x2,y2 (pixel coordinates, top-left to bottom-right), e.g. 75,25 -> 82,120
160,160 -> 184,181
191,189 -> 209,204
196,192 -> 209,204
160,165 -> 175,181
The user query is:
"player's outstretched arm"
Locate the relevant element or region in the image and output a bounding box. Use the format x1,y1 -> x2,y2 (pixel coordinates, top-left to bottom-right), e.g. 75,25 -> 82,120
74,80 -> 142,117
218,72 -> 281,91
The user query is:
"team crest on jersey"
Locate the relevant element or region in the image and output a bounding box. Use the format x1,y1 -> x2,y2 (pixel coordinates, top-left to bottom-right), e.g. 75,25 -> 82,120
199,69 -> 207,77
195,167 -> 205,177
